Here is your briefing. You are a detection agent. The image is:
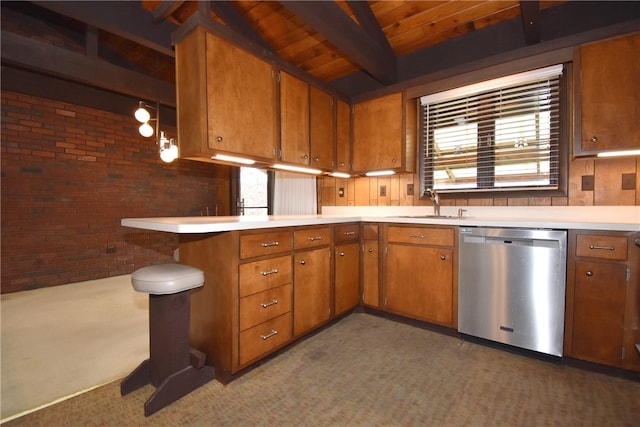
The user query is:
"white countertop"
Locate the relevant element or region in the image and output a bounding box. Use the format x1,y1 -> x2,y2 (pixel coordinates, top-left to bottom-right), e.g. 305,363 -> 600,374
121,206 -> 639,233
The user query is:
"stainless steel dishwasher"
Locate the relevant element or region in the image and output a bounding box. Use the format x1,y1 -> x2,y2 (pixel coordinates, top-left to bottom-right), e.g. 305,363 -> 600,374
458,227 -> 567,357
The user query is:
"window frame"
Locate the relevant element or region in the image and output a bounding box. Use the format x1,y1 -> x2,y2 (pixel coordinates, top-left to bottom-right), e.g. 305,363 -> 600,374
408,56 -> 571,200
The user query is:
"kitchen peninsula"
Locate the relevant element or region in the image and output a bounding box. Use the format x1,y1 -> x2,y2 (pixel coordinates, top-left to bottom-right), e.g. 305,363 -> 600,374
122,206 -> 640,381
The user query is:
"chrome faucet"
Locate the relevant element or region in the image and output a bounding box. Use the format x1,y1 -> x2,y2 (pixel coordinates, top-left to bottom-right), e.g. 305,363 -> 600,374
425,188 -> 440,216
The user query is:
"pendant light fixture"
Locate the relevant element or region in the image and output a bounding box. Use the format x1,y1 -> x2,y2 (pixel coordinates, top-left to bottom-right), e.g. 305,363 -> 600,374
134,101 -> 179,163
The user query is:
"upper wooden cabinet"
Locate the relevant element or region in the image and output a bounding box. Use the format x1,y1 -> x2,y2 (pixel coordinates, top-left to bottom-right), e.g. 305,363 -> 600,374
279,71 -> 310,166
175,27 -> 278,163
279,71 -> 335,170
335,100 -> 351,173
352,92 -> 417,174
310,86 -> 335,170
576,33 -> 640,155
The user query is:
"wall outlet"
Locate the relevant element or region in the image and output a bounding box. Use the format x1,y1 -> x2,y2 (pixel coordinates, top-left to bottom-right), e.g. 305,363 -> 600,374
380,185 -> 386,197
407,183 -> 414,195
622,173 -> 636,190
581,175 -> 594,191
338,187 -> 345,197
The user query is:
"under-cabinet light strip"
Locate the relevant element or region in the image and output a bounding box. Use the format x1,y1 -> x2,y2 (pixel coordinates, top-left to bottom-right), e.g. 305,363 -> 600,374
596,149 -> 640,158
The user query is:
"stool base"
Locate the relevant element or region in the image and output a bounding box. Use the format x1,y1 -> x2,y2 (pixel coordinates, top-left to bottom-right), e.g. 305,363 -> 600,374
121,356 -> 214,417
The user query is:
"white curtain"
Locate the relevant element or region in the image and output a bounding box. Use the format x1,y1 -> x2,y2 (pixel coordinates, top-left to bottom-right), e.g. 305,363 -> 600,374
273,171 -> 317,215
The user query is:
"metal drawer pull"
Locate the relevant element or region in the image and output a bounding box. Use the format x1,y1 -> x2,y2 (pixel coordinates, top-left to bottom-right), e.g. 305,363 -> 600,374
261,241 -> 279,248
440,255 -> 446,260
343,231 -> 356,236
307,236 -> 323,241
299,259 -> 306,265
260,330 -> 278,340
409,234 -> 425,239
368,248 -> 374,253
260,299 -> 278,308
339,252 -> 345,256
589,245 -> 614,251
261,269 -> 278,276
586,271 -> 593,277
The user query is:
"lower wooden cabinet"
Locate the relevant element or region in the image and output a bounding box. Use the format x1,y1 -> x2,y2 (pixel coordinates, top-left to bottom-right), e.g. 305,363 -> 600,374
335,224 -> 361,315
384,225 -> 456,328
565,230 -> 640,372
294,246 -> 331,336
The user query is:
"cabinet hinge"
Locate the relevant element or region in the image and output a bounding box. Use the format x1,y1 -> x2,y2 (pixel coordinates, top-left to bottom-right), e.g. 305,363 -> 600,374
278,148 -> 282,159
276,71 -> 280,82
626,268 -> 631,282
621,346 -> 625,360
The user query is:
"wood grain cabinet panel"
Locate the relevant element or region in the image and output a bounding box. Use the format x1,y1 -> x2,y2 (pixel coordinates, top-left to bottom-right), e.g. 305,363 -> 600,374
310,86 -> 335,170
294,247 -> 331,336
335,242 -> 360,315
175,27 -> 278,163
565,230 -> 640,372
577,33 -> 640,155
280,71 -> 310,165
335,100 -> 351,173
384,225 -> 456,328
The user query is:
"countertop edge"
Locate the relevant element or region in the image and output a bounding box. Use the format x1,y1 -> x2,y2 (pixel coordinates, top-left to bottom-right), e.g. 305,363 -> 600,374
121,215 -> 640,233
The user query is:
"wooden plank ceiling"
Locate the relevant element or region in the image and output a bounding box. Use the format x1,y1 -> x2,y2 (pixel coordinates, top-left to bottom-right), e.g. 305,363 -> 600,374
141,0 -> 564,86
3,1 -> 639,104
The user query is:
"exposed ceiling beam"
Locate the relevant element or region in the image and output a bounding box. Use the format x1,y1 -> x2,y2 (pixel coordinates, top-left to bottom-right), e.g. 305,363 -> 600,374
1,31 -> 176,106
520,1 -> 541,45
153,1 -> 185,23
30,1 -> 177,57
346,1 -> 394,54
281,1 -> 397,85
210,1 -> 273,52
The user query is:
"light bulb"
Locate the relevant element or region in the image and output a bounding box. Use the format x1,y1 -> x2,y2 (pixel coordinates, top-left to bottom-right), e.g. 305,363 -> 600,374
139,122 -> 154,137
134,106 -> 150,123
160,146 -> 177,163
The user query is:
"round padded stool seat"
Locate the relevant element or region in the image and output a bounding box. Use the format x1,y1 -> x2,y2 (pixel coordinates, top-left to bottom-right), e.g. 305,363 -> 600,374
131,264 -> 204,295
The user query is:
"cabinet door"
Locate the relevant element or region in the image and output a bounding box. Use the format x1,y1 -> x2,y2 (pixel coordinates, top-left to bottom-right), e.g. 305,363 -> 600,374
386,243 -> 453,326
336,100 -> 351,173
280,71 -> 310,165
571,261 -> 627,366
580,33 -> 640,153
294,247 -> 331,335
206,33 -> 277,160
335,243 -> 360,315
352,93 -> 403,173
362,241 -> 379,307
310,86 -> 334,170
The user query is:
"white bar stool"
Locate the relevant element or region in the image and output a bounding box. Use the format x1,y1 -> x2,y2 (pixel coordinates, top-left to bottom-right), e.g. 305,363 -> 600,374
120,264 -> 214,416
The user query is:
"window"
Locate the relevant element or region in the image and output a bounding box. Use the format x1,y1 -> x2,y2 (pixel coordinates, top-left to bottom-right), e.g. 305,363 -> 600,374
419,64 -> 567,196
238,167 -> 271,216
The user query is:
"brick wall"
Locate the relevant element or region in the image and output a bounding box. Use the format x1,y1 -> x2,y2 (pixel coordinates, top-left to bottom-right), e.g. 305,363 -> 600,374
1,91 -> 231,293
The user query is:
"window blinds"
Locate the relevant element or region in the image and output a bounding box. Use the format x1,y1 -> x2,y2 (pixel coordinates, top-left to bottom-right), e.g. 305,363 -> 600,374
420,64 -> 564,193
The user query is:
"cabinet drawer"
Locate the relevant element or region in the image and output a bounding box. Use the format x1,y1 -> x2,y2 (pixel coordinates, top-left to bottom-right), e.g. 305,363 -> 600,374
239,312 -> 292,366
239,255 -> 292,297
576,235 -> 627,261
239,284 -> 292,331
387,226 -> 454,247
294,227 -> 331,249
335,224 -> 360,244
240,231 -> 292,259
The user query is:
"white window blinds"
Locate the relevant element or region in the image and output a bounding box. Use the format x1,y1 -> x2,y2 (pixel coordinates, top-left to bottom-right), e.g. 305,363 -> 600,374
420,64 -> 564,193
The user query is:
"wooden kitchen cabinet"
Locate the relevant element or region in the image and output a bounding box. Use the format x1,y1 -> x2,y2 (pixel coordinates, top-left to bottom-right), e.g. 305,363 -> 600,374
310,86 -> 335,170
293,227 -> 332,336
362,224 -> 380,308
352,92 -> 417,174
335,99 -> 351,173
576,33 -> 640,155
334,224 -> 361,315
384,225 -> 456,328
175,27 -> 278,163
280,71 -> 310,166
565,230 -> 640,372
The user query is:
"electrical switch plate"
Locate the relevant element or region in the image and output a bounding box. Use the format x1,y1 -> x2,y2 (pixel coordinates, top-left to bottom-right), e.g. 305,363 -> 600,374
407,183 -> 414,195
581,175 -> 594,191
622,173 -> 636,190
338,187 -> 345,197
380,185 -> 386,197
